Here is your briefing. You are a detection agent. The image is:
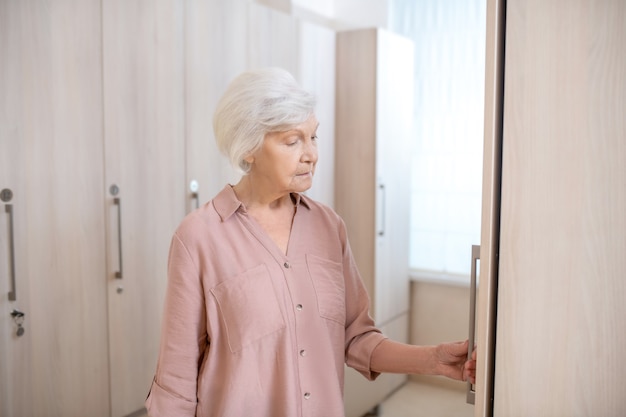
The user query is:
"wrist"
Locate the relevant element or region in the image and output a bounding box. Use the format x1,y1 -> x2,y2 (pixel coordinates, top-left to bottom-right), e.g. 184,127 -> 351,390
428,344 -> 442,376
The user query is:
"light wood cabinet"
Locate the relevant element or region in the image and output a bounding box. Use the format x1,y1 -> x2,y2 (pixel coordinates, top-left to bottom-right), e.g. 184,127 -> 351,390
102,1 -> 186,415
335,28 -> 414,417
0,1 -> 110,415
475,0 -> 626,415
2,2 -> 337,416
1,1 -> 186,416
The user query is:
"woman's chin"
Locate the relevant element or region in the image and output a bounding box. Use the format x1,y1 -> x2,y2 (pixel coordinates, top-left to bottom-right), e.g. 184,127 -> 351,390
291,176 -> 314,193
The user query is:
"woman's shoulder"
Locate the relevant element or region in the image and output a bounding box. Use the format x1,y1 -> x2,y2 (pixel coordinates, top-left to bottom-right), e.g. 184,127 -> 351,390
174,202 -> 219,240
299,194 -> 348,234
175,185 -> 238,238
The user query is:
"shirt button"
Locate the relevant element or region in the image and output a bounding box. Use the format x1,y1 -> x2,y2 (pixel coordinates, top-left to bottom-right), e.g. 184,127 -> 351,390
304,392 -> 311,400
296,304 -> 303,311
299,349 -> 306,357
283,262 -> 290,268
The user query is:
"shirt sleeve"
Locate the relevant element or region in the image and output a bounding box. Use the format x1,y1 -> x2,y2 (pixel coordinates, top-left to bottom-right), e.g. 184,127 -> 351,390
339,219 -> 388,381
145,232 -> 207,417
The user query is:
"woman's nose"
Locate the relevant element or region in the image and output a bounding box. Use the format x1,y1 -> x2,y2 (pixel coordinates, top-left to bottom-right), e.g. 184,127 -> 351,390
302,139 -> 318,162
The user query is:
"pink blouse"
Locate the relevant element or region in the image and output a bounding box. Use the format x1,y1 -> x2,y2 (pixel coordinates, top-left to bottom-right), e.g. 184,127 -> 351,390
145,185 -> 387,417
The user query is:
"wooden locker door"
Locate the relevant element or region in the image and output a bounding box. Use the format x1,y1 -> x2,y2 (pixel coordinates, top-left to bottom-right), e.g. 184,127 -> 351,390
493,0 -> 626,415
0,4 -> 33,414
474,0 -> 504,413
102,1 -> 186,415
0,1 -> 110,416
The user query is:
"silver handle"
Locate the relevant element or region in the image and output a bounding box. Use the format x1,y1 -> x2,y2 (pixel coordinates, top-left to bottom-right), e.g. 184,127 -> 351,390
466,244 -> 480,404
113,197 -> 123,279
109,185 -> 123,279
4,201 -> 17,301
377,184 -> 386,236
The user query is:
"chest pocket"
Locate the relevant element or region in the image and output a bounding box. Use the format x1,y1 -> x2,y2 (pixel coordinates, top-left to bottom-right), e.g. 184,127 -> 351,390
306,254 -> 346,326
211,264 -> 285,353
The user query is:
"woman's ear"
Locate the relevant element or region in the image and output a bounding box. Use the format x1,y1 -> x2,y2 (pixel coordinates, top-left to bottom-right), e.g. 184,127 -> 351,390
243,152 -> 254,165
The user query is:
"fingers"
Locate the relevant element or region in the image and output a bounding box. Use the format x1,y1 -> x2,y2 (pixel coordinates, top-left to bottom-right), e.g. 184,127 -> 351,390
463,359 -> 477,384
437,341 -> 478,383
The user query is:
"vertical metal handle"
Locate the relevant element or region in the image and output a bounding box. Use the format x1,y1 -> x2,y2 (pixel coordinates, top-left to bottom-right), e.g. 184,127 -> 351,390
4,202 -> 17,301
467,244 -> 480,404
377,184 -> 386,236
110,185 -> 123,279
2,188 -> 17,301
113,197 -> 123,279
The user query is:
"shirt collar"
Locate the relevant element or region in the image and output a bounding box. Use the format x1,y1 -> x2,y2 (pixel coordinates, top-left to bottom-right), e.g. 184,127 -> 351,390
212,185 -> 311,222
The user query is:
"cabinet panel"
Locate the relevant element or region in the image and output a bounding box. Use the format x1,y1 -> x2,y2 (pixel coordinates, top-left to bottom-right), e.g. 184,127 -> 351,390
374,29 -> 413,323
336,29 -> 378,312
102,1 -> 186,415
0,1 -> 110,416
492,0 -> 626,415
0,3 -> 29,414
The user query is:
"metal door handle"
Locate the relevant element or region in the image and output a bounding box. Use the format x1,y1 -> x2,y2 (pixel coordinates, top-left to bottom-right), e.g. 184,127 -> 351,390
5,204 -> 16,300
377,183 -> 386,236
4,204 -> 17,301
110,185 -> 123,279
2,188 -> 17,301
467,244 -> 480,404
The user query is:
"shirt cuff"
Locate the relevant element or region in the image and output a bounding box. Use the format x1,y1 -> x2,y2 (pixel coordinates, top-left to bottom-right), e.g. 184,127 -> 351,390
145,377 -> 197,417
346,332 -> 388,381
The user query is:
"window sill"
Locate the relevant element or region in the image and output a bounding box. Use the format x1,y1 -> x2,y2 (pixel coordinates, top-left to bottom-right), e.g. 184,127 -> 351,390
409,269 -> 470,287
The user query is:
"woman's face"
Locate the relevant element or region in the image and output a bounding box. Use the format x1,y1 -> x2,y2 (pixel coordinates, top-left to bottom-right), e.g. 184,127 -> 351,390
247,114 -> 319,195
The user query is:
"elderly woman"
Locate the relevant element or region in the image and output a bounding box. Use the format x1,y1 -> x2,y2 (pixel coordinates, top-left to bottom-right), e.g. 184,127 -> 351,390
145,67 -> 476,417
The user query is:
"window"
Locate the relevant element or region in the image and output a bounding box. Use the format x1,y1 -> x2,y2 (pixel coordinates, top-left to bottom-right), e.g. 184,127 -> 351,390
389,0 -> 486,281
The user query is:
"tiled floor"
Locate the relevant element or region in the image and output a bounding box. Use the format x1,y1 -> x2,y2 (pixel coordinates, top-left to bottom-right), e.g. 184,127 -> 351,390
376,380 -> 475,417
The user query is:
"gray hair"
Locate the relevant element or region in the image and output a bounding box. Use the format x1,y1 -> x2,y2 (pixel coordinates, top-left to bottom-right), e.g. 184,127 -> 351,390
213,67 -> 317,174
